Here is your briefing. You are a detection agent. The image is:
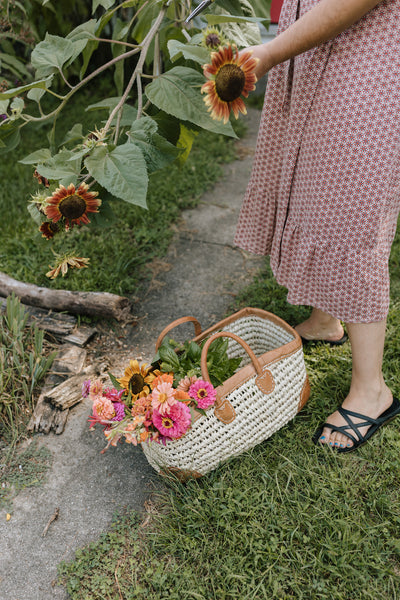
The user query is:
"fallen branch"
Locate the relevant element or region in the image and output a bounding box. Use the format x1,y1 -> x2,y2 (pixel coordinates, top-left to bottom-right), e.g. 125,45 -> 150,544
0,272 -> 131,321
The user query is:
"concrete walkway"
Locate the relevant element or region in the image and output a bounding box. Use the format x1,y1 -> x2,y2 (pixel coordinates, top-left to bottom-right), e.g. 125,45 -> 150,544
0,108 -> 263,600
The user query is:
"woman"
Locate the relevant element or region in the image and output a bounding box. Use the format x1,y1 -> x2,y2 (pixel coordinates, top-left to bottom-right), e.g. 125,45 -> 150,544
234,0 -> 400,451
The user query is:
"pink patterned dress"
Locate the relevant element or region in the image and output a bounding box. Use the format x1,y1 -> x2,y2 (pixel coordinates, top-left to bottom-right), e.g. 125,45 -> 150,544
234,0 -> 400,322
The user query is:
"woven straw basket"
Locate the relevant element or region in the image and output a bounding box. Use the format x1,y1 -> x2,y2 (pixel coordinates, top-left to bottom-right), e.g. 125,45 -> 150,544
142,307 -> 310,480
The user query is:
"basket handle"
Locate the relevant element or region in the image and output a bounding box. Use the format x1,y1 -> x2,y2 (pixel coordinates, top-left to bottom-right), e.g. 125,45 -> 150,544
155,316 -> 202,352
200,331 -> 263,381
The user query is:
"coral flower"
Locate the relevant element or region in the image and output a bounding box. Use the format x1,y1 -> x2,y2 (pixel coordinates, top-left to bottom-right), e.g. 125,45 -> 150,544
39,221 -> 59,239
89,379 -> 103,398
131,394 -> 152,417
152,402 -> 192,439
151,372 -> 174,389
189,379 -> 217,409
151,381 -> 177,415
117,360 -> 155,400
44,182 -> 101,229
201,45 -> 258,123
177,375 -> 198,393
93,396 -> 115,420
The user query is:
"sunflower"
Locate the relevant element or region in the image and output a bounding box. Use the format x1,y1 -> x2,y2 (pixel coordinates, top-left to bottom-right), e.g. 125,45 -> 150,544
201,45 -> 258,123
44,182 -> 101,230
117,360 -> 156,401
201,26 -> 228,50
39,221 -> 60,240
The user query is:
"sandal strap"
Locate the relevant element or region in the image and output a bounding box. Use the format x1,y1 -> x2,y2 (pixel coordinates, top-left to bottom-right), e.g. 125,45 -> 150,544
320,421 -> 359,444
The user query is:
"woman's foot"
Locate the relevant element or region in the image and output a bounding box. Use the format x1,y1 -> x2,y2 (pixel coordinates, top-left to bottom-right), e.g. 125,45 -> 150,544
317,384 -> 393,449
295,308 -> 345,342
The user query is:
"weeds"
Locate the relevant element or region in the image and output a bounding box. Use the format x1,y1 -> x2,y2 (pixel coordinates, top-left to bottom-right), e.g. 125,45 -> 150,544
0,294 -> 55,445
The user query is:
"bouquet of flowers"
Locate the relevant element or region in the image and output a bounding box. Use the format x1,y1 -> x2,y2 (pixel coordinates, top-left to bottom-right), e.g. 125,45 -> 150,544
85,337 -> 242,451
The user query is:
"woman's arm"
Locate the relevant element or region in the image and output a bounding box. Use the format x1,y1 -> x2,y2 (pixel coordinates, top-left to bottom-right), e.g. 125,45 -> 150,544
249,0 -> 386,78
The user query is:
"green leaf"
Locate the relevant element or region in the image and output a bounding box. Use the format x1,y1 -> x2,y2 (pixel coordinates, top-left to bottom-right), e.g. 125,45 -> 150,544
128,117 -> 180,173
0,126 -> 20,154
27,203 -> 43,226
31,34 -> 76,76
36,148 -> 82,186
66,20 -> 98,66
84,143 -> 148,208
167,41 -> 210,65
27,88 -> 46,103
159,345 -> 180,371
176,124 -> 198,166
19,148 -> 52,165
0,53 -> 30,78
145,66 -> 237,138
61,123 -> 83,146
108,372 -> 122,390
206,14 -> 269,26
0,77 -> 53,100
92,0 -> 114,10
0,100 -> 9,114
86,97 -> 137,127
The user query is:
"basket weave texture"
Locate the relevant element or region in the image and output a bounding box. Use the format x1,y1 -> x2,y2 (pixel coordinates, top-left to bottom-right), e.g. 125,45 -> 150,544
142,307 -> 309,478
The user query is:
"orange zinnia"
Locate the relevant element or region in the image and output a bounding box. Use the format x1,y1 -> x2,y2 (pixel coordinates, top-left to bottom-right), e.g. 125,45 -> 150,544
201,45 -> 258,124
44,182 -> 101,229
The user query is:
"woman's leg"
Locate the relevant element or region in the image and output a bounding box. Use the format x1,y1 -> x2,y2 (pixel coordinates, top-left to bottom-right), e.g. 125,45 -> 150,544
318,319 -> 393,448
295,307 -> 345,341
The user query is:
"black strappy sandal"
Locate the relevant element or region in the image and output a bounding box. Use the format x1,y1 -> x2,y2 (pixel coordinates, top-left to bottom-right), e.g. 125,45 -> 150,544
312,397 -> 400,453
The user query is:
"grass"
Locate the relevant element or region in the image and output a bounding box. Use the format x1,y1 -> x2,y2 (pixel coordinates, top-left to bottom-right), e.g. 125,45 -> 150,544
0,83 -> 245,296
58,234 -> 400,597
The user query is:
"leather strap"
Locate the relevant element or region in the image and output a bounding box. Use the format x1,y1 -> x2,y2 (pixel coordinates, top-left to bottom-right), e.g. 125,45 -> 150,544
155,316 -> 202,351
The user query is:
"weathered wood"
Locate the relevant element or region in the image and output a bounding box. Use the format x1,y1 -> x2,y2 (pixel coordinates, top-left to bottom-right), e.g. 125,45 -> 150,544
0,272 -> 131,321
44,373 -> 90,410
27,344 -> 90,435
63,325 -> 97,347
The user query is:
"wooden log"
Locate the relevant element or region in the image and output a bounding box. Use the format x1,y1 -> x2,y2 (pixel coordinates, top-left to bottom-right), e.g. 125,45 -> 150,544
44,373 -> 90,411
0,272 -> 132,321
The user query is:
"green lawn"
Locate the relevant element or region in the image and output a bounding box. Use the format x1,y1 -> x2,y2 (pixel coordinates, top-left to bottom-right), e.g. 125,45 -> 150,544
58,234 -> 400,598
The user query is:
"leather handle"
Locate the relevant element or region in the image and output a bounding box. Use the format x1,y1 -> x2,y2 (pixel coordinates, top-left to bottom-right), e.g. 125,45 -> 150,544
200,331 -> 263,382
155,316 -> 202,351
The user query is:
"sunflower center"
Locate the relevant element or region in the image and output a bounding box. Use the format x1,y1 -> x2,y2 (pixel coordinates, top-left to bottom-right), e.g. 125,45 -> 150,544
161,417 -> 174,429
128,373 -> 145,394
205,33 -> 221,48
215,64 -> 245,102
59,194 -> 86,219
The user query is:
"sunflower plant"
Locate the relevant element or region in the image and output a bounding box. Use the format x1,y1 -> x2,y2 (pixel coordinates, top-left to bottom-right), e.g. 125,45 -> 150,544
0,0 -> 269,277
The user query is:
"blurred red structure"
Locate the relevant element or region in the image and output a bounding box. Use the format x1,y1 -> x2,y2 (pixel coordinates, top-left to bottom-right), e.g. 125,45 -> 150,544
270,0 -> 284,24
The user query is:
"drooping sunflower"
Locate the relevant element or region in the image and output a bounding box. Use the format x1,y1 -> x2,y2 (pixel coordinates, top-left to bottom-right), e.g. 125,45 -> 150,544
44,182 -> 101,230
39,221 -> 60,240
46,254 -> 90,279
117,360 -> 156,401
201,45 -> 258,124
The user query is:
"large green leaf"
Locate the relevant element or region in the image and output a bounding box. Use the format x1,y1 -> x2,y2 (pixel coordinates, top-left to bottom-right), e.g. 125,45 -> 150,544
0,77 -> 53,100
31,34 -> 76,76
145,66 -> 237,138
0,126 -> 20,154
128,117 -> 180,173
84,143 -> 148,208
36,148 -> 82,186
92,0 -> 114,10
206,14 -> 269,26
167,40 -> 210,65
19,148 -> 52,165
66,20 -> 98,66
176,124 -> 198,166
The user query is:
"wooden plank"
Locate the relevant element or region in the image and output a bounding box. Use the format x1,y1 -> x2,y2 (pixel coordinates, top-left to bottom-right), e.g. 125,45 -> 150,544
63,325 -> 97,347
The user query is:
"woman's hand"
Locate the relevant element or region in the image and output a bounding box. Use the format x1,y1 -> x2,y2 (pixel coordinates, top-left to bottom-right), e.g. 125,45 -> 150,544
240,44 -> 274,80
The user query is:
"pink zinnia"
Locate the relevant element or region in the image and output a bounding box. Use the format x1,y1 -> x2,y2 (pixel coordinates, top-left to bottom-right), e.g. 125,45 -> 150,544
111,402 -> 126,421
89,379 -> 103,399
82,380 -> 91,398
152,402 -> 191,439
151,381 -> 177,415
93,396 -> 115,420
189,379 -> 216,409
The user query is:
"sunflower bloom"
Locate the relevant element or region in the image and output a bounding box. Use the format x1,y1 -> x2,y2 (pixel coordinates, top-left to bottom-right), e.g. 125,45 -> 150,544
39,221 -> 60,240
46,254 -> 90,279
201,45 -> 258,123
117,360 -> 155,401
44,182 -> 101,230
